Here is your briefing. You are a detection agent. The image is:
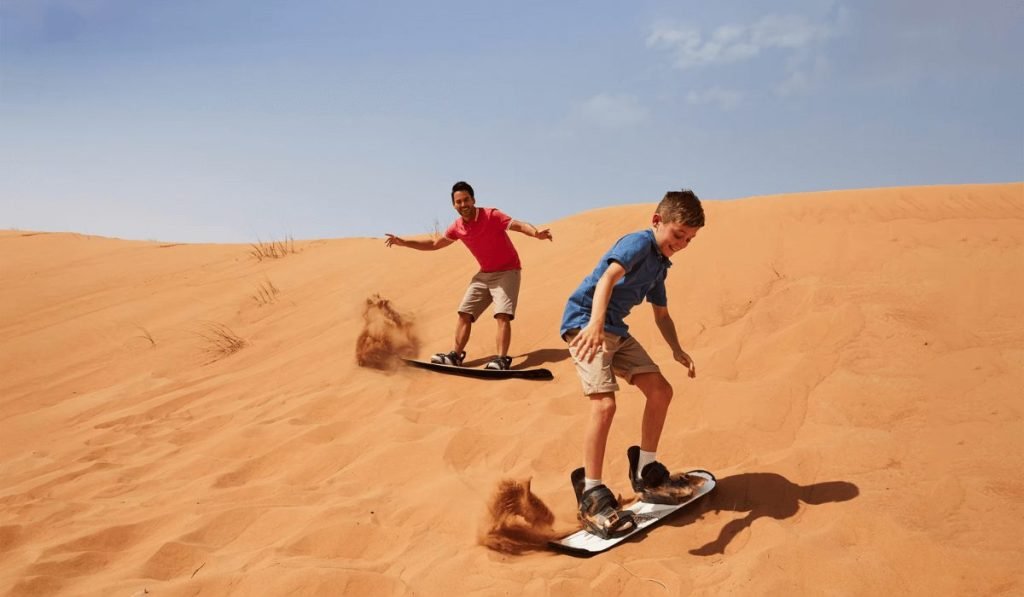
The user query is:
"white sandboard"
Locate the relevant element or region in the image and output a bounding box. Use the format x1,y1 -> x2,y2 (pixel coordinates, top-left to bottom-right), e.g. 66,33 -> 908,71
548,470 -> 716,556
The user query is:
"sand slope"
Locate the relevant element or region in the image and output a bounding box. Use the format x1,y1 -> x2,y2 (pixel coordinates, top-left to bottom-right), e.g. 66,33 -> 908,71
1,183 -> 1022,596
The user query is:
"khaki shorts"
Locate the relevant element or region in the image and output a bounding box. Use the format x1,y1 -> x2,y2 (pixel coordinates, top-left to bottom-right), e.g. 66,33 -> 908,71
457,269 -> 521,321
564,329 -> 661,395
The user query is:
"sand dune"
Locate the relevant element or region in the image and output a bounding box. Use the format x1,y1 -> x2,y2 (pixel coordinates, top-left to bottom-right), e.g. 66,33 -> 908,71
1,183 -> 1022,595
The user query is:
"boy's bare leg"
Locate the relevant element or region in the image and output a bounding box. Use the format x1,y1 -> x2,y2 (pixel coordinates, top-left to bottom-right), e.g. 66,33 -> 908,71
632,372 -> 674,452
454,312 -> 473,353
495,314 -> 512,356
584,393 -> 617,480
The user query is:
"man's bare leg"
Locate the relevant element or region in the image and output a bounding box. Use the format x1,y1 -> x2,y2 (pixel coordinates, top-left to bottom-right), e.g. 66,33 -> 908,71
495,314 -> 512,357
453,312 -> 473,353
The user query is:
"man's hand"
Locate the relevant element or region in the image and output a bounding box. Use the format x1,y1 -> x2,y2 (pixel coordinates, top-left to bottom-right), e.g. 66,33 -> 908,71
570,324 -> 605,364
384,234 -> 404,248
536,227 -> 553,241
674,349 -> 696,378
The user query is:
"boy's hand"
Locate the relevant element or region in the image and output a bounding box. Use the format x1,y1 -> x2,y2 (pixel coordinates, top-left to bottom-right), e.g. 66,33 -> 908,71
570,324 -> 605,364
674,349 -> 696,378
384,234 -> 404,247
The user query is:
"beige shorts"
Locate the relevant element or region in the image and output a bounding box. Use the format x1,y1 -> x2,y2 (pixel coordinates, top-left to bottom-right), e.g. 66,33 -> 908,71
457,269 -> 521,321
564,329 -> 661,395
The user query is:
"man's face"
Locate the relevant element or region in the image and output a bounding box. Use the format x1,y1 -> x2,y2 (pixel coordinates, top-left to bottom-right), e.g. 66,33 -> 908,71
452,190 -> 477,220
652,214 -> 699,258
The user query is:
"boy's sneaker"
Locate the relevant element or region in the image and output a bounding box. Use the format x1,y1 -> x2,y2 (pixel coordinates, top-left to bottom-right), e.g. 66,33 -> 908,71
484,355 -> 512,370
570,467 -> 636,540
430,350 -> 466,366
627,445 -> 705,505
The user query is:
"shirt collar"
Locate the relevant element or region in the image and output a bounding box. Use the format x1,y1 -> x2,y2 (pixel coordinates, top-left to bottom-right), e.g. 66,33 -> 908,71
644,228 -> 673,267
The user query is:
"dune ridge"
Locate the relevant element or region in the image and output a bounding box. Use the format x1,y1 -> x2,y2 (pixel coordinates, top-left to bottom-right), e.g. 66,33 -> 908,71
1,183 -> 1021,595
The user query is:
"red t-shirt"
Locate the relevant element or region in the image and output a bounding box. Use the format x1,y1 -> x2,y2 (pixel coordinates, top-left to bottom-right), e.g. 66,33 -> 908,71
445,207 -> 522,273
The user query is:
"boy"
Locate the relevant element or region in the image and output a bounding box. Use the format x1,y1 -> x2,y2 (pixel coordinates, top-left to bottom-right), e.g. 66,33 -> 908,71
559,189 -> 704,538
385,181 -> 552,370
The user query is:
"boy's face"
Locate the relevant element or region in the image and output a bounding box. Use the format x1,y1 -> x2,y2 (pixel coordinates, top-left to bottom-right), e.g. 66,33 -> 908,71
452,190 -> 477,220
652,214 -> 699,258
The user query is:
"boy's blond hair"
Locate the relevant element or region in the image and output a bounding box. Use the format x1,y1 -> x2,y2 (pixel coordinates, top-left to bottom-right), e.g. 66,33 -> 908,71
656,189 -> 704,227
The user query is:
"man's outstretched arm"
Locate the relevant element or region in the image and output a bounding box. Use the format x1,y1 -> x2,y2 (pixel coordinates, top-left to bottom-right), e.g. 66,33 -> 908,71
509,220 -> 553,241
384,234 -> 456,250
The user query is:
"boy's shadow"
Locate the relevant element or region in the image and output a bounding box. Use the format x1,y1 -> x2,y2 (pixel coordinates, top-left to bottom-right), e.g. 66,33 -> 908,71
667,472 -> 859,556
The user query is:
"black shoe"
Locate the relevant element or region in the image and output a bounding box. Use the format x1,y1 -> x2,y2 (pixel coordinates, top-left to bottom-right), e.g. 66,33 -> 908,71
484,355 -> 512,370
430,350 -> 466,366
570,467 -> 636,539
627,445 -> 703,505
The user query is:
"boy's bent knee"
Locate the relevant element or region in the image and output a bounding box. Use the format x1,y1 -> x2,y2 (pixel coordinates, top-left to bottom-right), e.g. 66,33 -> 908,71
635,373 -> 673,402
588,394 -> 617,417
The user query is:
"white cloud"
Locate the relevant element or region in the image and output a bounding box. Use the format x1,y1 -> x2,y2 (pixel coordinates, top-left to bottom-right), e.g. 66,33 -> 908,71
686,87 -> 743,110
648,14 -> 834,70
775,54 -> 831,97
750,15 -> 832,49
573,93 -> 649,129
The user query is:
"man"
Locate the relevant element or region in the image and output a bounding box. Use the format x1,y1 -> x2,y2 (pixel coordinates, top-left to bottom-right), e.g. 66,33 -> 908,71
385,181 -> 552,370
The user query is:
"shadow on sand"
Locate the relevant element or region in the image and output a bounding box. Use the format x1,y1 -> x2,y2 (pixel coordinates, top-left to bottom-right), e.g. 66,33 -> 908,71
514,348 -> 571,370
663,472 -> 860,556
464,348 -> 571,369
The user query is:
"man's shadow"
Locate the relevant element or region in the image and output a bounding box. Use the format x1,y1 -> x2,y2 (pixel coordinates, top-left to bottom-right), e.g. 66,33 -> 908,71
463,348 -> 570,369
514,348 -> 571,370
666,472 -> 859,556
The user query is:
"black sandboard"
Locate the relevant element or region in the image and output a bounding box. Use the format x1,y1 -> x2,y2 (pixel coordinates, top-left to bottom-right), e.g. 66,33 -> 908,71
403,359 -> 553,380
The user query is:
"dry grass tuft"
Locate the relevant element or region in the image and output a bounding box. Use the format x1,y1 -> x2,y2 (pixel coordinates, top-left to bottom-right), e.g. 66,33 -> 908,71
135,326 -> 156,347
249,236 -> 296,261
252,278 -> 280,306
197,322 -> 246,362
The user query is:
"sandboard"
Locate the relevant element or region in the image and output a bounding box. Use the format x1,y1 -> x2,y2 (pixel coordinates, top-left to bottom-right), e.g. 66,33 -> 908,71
548,470 -> 716,556
402,359 -> 554,380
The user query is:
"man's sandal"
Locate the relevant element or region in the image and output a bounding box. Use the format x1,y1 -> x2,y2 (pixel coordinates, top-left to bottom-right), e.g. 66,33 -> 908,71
430,350 -> 466,366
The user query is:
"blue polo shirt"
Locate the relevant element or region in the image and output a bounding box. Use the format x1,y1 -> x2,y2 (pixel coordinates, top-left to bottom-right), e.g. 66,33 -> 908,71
560,229 -> 672,338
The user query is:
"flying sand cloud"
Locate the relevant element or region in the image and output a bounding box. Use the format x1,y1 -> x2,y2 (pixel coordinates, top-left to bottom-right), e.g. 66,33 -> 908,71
355,294 -> 420,370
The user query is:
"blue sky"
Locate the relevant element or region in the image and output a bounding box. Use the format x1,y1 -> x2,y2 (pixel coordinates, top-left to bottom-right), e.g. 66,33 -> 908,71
2,0 -> 1022,242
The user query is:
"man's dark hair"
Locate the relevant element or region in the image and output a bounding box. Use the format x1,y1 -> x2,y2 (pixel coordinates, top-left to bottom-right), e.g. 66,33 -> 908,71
657,189 -> 704,227
451,181 -> 475,202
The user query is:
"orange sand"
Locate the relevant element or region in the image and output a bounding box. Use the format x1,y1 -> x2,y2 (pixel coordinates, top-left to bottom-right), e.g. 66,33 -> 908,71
1,183 -> 1022,595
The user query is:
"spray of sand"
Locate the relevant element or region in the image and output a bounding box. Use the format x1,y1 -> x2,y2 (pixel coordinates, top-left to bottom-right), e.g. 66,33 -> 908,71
478,478 -> 570,555
355,294 -> 420,370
